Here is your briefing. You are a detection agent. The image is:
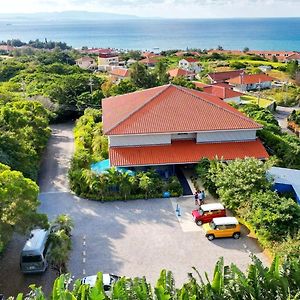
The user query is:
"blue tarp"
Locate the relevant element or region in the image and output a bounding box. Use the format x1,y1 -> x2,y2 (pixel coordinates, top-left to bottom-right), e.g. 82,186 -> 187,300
91,159 -> 135,176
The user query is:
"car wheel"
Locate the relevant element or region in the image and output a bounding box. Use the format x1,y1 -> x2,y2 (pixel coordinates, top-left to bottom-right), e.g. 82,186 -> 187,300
196,220 -> 203,226
207,234 -> 215,241
233,232 -> 240,239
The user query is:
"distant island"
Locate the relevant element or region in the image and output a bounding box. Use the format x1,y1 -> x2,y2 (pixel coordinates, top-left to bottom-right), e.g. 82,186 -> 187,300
0,10 -> 140,22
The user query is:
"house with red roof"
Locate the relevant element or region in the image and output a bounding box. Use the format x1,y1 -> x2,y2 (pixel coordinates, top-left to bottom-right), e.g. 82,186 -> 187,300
227,73 -> 274,92
284,53 -> 300,64
102,84 -> 268,171
168,68 -> 195,80
203,84 -> 243,103
207,70 -> 244,83
179,58 -> 202,73
109,68 -> 131,83
139,56 -> 162,67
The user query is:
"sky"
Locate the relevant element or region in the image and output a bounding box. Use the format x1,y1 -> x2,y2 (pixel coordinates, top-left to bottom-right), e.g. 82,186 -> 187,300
0,0 -> 300,18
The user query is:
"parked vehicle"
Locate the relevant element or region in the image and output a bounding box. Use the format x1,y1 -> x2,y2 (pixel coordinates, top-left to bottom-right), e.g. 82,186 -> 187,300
192,203 -> 226,226
203,217 -> 241,241
81,273 -> 120,294
20,229 -> 50,274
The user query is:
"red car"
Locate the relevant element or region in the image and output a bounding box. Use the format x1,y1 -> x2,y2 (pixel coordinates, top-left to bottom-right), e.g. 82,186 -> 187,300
192,203 -> 226,226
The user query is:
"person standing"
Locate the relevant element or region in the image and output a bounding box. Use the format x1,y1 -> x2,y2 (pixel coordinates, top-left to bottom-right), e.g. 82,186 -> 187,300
199,190 -> 204,205
194,191 -> 199,205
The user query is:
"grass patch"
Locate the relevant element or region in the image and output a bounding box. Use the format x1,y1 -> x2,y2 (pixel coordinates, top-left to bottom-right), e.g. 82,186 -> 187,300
241,95 -> 273,108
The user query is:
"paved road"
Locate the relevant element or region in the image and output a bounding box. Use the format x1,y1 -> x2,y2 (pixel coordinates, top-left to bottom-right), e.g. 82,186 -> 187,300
274,105 -> 299,134
0,122 -> 269,297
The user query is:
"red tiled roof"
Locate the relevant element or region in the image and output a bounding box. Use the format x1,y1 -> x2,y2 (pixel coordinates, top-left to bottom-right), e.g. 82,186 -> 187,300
139,56 -> 161,64
285,53 -> 300,60
208,70 -> 244,82
182,57 -> 199,63
193,81 -> 210,89
102,84 -> 262,135
109,139 -> 269,167
168,68 -> 194,77
109,68 -> 130,77
203,85 -> 243,100
228,73 -> 274,85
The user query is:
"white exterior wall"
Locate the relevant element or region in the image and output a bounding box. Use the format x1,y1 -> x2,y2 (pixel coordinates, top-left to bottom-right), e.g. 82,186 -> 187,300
109,134 -> 171,147
196,130 -> 256,143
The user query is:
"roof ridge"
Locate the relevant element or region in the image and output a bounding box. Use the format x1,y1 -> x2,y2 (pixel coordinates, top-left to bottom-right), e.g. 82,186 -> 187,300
174,85 -> 261,127
106,84 -> 172,134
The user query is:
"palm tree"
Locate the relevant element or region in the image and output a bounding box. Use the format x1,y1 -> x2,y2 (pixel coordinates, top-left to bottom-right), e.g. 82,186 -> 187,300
119,172 -> 132,200
51,214 -> 74,237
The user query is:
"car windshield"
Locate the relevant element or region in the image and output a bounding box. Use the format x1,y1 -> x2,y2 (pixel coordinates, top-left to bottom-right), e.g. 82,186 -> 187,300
198,208 -> 204,216
22,255 -> 43,263
209,221 -> 216,230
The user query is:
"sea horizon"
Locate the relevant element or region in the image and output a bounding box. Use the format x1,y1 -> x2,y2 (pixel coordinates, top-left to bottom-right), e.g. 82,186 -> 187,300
1,16 -> 300,51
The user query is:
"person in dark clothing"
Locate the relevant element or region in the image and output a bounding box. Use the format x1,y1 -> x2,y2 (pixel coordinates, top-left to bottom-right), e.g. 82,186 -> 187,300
194,191 -> 199,205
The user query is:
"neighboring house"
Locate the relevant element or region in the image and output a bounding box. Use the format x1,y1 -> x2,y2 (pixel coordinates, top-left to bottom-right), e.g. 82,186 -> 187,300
284,53 -> 300,64
168,68 -> 195,80
102,84 -> 268,172
258,65 -> 272,72
192,81 -> 210,89
268,167 -> 300,204
175,51 -> 201,57
0,45 -> 15,54
207,70 -> 244,83
203,84 -> 243,103
75,56 -> 97,70
178,58 -> 202,73
139,56 -> 161,67
248,50 -> 296,62
98,52 -> 119,71
126,58 -> 137,67
109,68 -> 131,84
227,73 -> 274,92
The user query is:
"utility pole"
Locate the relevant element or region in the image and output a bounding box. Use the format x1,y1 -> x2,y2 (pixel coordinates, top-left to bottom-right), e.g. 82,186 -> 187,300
258,78 -> 261,107
88,77 -> 94,94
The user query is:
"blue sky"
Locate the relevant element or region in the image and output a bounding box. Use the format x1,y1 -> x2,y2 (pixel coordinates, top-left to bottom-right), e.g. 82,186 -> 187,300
1,0 -> 300,18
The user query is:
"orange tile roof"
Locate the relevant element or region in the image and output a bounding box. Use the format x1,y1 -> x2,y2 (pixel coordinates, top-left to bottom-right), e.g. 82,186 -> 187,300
182,57 -> 199,63
203,85 -> 243,100
208,70 -> 244,82
285,53 -> 300,60
139,56 -> 161,64
193,81 -> 210,89
168,68 -> 194,77
109,139 -> 269,167
102,84 -> 261,135
109,68 -> 130,77
228,73 -> 274,85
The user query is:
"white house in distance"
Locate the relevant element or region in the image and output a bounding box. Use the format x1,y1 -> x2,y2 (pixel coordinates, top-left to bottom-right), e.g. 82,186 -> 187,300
227,73 -> 274,92
102,84 -> 268,172
98,51 -> 119,71
178,58 -> 202,73
109,68 -> 131,84
75,56 -> 97,70
284,53 -> 300,64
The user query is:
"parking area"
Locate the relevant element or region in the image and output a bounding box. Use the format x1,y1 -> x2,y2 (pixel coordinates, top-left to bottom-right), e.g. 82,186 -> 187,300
0,123 -> 269,297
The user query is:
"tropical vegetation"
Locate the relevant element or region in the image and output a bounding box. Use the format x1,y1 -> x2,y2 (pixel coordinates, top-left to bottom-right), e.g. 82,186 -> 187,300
11,255 -> 300,300
68,109 -> 183,201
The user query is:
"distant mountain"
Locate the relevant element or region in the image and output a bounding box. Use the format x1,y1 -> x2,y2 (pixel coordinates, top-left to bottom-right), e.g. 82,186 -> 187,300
0,11 -> 140,22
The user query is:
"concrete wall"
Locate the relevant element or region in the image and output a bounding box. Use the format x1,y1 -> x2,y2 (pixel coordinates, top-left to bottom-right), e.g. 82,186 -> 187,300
109,134 -> 171,147
196,130 -> 256,143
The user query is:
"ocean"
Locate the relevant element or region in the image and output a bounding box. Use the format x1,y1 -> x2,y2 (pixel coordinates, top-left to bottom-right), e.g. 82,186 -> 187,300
0,17 -> 300,51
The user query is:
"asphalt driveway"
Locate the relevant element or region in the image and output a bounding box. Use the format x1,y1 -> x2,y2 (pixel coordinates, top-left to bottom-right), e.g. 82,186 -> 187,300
0,122 -> 269,297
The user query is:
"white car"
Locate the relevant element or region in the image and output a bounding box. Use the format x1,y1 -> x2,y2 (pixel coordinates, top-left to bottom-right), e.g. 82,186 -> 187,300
81,273 -> 120,291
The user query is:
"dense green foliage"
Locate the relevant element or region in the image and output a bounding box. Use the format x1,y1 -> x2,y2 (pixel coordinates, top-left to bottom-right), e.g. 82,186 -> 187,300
69,109 -> 182,200
197,157 -> 300,259
0,163 -> 48,252
47,215 -> 74,276
240,104 -> 300,169
13,256 -> 300,300
288,109 -> 300,126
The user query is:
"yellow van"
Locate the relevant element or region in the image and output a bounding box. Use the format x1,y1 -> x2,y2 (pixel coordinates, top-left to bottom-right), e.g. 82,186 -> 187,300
203,217 -> 241,241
